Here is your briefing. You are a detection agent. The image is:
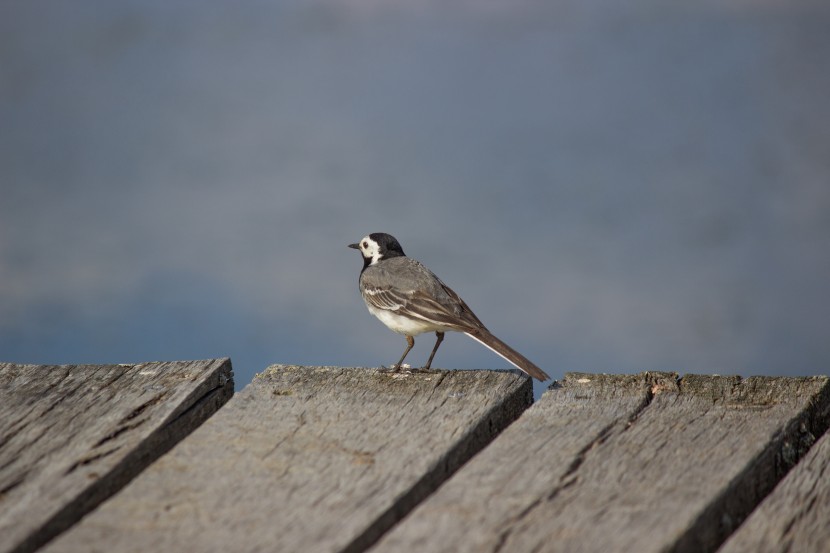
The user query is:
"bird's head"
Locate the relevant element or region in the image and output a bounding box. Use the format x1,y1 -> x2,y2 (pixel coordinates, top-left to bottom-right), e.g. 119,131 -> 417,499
348,232 -> 405,267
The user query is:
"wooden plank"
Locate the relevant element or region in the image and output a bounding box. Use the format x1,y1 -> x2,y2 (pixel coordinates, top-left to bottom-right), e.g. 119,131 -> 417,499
41,365 -> 532,553
370,373 -> 830,553
0,359 -> 233,553
718,427 -> 830,553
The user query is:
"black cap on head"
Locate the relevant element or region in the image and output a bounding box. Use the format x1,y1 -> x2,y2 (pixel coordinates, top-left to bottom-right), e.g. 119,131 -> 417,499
369,233 -> 405,257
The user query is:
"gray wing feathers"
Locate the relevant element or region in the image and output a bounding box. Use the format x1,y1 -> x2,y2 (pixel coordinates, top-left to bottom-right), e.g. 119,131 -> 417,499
360,257 -> 486,331
362,287 -> 406,310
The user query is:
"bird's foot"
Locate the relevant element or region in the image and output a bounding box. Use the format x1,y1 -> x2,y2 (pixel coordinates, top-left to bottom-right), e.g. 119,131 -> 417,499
379,364 -> 409,373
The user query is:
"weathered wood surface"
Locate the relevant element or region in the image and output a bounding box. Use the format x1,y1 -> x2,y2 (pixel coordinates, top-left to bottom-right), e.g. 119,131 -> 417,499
42,365 -> 532,553
0,359 -> 233,553
370,372 -> 830,553
719,420 -> 830,552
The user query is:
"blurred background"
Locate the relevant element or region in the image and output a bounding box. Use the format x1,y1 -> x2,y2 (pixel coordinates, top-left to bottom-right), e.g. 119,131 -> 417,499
2,0 -> 829,398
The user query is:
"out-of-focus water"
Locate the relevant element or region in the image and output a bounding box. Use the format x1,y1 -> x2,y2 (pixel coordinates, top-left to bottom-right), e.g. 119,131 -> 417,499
2,0 -> 829,396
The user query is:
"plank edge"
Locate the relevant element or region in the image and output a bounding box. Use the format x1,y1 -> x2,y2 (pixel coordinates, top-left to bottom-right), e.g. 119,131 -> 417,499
12,358 -> 234,553
340,372 -> 533,553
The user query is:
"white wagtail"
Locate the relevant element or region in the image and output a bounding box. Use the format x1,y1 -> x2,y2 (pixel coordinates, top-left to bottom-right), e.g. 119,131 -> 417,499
349,232 -> 550,381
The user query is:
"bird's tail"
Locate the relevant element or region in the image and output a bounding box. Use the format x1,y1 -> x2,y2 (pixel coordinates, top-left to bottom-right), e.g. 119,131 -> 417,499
464,329 -> 550,381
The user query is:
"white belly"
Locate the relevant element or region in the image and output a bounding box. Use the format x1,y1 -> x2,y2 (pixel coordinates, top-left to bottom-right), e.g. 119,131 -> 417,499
367,304 -> 447,335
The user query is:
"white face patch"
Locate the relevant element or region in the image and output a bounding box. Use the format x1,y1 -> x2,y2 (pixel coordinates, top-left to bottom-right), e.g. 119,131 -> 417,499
358,235 -> 383,265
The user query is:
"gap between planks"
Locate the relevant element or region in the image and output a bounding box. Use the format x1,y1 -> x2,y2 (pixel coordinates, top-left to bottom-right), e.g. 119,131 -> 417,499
369,372 -> 830,553
0,359 -> 234,553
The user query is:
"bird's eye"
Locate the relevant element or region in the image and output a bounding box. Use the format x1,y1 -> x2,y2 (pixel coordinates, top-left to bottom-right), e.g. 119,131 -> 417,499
362,241 -> 368,248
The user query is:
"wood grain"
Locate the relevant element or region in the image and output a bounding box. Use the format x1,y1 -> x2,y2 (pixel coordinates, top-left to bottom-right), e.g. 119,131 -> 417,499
0,359 -> 233,553
41,365 -> 532,553
370,373 -> 830,553
718,414 -> 830,552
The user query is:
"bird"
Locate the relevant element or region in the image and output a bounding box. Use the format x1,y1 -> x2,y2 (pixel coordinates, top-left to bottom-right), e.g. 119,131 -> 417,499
348,232 -> 550,381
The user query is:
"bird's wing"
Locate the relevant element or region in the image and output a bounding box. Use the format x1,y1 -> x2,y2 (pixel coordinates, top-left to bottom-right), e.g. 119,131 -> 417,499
408,288 -> 486,330
362,270 -> 486,332
361,284 -> 408,311
431,279 -> 487,329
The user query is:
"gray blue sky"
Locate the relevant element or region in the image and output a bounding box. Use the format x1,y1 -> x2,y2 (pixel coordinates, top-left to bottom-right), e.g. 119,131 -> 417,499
2,0 -> 829,396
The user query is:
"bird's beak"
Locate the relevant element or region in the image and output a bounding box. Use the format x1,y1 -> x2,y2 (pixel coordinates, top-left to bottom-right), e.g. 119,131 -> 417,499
348,243 -> 360,250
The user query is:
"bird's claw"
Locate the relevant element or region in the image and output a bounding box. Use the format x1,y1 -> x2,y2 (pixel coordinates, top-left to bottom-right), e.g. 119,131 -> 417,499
379,364 -> 403,373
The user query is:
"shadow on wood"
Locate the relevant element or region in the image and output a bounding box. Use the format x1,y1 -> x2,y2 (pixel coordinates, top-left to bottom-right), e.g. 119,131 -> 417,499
7,365 -> 829,553
41,365 -> 532,553
719,396 -> 830,553
370,372 -> 830,553
0,359 -> 233,553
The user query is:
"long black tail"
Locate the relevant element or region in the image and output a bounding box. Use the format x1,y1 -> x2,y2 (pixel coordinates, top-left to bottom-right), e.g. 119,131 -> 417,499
464,329 -> 550,381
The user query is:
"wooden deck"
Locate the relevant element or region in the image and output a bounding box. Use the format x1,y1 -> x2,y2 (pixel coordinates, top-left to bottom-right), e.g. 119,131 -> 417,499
0,359 -> 233,553
2,362 -> 828,553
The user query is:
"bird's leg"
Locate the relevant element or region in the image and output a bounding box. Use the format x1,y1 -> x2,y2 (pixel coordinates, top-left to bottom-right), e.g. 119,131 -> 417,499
392,335 -> 415,370
423,331 -> 444,370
